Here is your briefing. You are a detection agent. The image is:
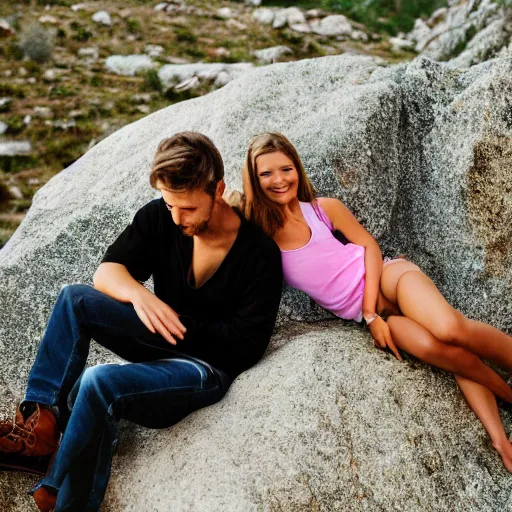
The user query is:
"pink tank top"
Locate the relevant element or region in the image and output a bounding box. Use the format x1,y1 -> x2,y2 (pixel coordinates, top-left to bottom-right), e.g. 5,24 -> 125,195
281,202 -> 365,322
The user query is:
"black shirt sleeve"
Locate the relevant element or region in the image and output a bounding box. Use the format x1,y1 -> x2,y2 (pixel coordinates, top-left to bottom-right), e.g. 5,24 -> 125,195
180,241 -> 283,374
101,201 -> 158,282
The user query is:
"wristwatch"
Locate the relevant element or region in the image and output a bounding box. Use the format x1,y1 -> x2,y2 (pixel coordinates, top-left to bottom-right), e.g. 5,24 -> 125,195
363,313 -> 380,326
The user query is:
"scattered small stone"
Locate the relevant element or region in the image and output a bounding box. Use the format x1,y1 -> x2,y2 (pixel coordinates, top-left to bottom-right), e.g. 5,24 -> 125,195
0,141 -> 32,156
154,3 -> 168,12
4,70 -> 12,77
273,8 -> 305,29
0,98 -> 11,112
18,67 -> 28,77
132,93 -> 152,103
144,45 -> 165,58
71,4 -> 88,12
39,15 -> 58,24
351,30 -> 368,41
49,120 -> 76,130
27,178 -> 41,186
27,77 -> 36,84
119,9 -> 132,19
165,56 -> 190,64
8,186 -> 23,200
226,19 -> 247,31
105,55 -> 156,76
253,8 -> 274,25
389,37 -> 415,53
92,11 -> 112,26
0,18 -> 15,37
23,115 -> 31,125
33,106 -> 54,119
245,0 -> 262,6
408,18 -> 431,51
290,23 -> 311,34
78,47 -> 99,60
158,62 -> 253,91
310,15 -> 352,37
136,105 -> 151,114
0,121 -> 7,135
253,45 -> 292,63
305,9 -> 322,18
69,109 -> 86,118
125,35 -> 137,42
217,8 -> 233,19
175,76 -> 200,91
43,69 -> 58,82
214,47 -> 230,58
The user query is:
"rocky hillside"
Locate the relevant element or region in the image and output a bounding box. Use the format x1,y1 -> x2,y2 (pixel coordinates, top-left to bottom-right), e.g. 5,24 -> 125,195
0,0 -> 416,248
402,0 -> 512,65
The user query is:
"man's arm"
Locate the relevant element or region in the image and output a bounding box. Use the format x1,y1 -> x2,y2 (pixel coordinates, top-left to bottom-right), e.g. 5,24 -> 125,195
93,263 -> 186,345
95,200 -> 186,345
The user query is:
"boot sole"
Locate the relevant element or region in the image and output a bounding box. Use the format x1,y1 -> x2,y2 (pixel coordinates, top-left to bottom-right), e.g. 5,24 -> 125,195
0,454 -> 52,476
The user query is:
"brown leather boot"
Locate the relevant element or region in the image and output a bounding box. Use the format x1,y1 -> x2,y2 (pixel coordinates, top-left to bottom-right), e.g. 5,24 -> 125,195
0,404 -> 59,475
33,486 -> 57,512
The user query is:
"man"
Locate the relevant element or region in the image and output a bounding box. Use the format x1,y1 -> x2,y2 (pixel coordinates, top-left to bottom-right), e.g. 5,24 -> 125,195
0,132 -> 283,511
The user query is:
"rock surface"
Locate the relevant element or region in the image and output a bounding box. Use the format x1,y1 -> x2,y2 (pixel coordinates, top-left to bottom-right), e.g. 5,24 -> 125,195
407,0 -> 512,67
158,62 -> 253,90
252,45 -> 292,63
1,54 -> 512,510
105,54 -> 156,76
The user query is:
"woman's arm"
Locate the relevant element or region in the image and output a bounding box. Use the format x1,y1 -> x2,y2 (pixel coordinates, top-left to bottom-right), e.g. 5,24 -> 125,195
318,197 -> 401,360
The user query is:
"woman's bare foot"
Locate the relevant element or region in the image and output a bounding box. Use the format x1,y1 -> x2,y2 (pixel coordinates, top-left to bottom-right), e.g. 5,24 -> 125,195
493,439 -> 512,472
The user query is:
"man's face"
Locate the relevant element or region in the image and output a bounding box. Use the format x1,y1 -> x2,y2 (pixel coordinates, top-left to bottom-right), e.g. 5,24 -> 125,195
157,182 -> 215,237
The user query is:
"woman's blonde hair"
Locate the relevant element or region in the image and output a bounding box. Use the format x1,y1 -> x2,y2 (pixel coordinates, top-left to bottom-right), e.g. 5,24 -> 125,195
243,132 -> 316,237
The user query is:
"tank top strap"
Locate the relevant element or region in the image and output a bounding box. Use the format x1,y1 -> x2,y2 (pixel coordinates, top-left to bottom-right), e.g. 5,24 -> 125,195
299,201 -> 332,234
299,201 -> 321,229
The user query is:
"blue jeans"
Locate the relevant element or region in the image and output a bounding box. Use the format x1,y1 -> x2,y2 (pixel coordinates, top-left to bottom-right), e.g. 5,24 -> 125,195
25,284 -> 230,512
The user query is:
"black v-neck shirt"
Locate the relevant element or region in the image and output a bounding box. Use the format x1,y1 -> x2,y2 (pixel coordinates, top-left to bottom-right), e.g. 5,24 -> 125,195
102,198 -> 283,380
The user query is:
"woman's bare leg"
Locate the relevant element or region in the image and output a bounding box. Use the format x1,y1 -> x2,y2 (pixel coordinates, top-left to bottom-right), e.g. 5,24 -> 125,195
455,375 -> 512,472
386,315 -> 512,403
381,261 -> 512,372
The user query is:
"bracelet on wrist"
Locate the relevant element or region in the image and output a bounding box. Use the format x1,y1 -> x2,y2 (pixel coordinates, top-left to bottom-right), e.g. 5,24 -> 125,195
363,313 -> 380,326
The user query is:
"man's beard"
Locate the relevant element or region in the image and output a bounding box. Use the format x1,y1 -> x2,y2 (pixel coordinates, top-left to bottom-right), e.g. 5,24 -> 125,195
179,219 -> 209,237
179,200 -> 214,237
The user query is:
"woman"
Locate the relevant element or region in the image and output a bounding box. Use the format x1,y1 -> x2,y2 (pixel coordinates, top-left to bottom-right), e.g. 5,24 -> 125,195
242,132 -> 512,472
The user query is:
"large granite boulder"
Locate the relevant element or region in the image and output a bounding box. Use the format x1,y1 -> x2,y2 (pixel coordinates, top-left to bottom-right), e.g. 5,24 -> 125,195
1,54 -> 512,510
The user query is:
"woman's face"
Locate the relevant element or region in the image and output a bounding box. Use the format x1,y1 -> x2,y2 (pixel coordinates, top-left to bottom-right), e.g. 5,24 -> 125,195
255,151 -> 299,206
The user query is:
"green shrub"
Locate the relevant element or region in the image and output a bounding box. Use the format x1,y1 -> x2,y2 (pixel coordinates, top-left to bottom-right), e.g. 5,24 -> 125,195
0,84 -> 25,98
174,26 -> 197,43
72,25 -> 93,42
126,17 -> 141,34
2,41 -> 24,60
90,75 -> 104,87
142,69 -> 163,92
49,85 -> 75,98
19,23 -> 54,63
0,155 -> 38,173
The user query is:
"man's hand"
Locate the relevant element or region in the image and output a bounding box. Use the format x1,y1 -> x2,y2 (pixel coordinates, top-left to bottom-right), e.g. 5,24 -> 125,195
368,316 -> 402,361
130,287 -> 186,345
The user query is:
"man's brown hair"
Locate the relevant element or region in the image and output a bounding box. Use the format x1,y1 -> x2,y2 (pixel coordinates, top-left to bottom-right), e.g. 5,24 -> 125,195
150,132 -> 224,195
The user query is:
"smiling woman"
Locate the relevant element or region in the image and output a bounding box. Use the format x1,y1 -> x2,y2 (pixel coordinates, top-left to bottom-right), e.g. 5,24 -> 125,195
242,132 -> 512,473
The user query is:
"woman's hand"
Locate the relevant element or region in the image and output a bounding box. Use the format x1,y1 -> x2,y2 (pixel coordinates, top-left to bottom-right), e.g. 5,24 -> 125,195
368,316 -> 402,361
